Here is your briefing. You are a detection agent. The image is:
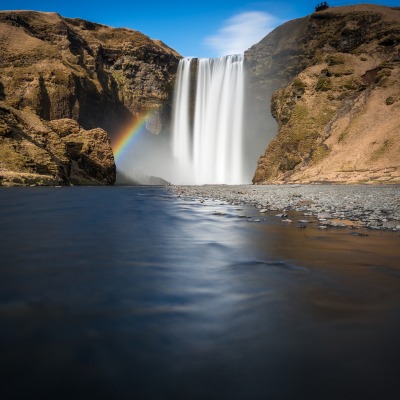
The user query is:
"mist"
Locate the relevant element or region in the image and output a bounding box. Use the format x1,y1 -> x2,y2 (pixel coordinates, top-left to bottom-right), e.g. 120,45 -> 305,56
115,58 -> 279,186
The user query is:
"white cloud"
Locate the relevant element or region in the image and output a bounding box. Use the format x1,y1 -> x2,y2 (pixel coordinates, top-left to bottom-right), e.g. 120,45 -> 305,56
204,11 -> 281,57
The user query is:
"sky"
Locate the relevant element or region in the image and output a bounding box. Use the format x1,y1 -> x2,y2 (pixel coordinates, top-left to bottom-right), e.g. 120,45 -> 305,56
0,1 -> 399,57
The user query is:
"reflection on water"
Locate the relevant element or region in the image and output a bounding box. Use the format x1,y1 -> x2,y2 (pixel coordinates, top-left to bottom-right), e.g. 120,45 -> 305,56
0,187 -> 399,399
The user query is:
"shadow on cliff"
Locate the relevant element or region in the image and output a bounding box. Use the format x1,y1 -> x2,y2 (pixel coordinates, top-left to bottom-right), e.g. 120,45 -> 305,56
38,76 -> 51,120
0,82 -> 5,100
68,71 -> 132,141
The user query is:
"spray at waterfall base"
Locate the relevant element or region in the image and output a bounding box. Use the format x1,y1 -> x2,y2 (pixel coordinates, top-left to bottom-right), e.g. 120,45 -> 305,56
115,55 -> 274,185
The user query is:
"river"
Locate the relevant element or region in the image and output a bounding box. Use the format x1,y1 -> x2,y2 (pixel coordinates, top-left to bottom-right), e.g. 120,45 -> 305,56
0,186 -> 399,399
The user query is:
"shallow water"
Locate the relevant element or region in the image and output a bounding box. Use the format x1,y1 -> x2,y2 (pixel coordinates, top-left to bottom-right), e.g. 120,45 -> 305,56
0,186 -> 399,399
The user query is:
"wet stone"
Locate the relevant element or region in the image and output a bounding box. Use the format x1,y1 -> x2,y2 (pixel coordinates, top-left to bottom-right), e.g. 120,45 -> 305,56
169,185 -> 399,233
318,212 -> 332,219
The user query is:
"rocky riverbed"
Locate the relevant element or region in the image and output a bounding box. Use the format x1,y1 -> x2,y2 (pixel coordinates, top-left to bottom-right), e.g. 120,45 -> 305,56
170,184 -> 400,232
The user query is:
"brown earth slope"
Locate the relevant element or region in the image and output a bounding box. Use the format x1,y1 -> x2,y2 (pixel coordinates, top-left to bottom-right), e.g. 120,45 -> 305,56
0,11 -> 180,186
247,5 -> 400,184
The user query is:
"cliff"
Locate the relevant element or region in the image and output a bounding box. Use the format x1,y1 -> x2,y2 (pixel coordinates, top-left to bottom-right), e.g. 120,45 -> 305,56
0,104 -> 115,186
0,11 -> 180,186
247,5 -> 400,184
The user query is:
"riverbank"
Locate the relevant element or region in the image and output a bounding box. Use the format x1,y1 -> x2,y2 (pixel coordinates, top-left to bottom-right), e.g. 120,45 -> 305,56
169,184 -> 400,232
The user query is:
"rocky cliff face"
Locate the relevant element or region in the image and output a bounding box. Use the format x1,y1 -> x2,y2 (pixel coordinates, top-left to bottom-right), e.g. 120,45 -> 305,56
0,11 -> 180,185
247,5 -> 400,184
0,104 -> 115,186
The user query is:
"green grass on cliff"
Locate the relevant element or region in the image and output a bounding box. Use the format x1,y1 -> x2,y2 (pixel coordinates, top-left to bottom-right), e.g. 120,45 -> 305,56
369,139 -> 394,162
267,98 -> 335,175
312,144 -> 331,164
0,140 -> 28,171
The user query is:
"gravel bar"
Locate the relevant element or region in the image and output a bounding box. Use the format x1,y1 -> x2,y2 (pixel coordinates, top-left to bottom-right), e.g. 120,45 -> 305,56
170,184 -> 400,232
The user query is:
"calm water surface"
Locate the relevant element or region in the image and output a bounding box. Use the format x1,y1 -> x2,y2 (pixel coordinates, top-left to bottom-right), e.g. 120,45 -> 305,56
0,186 -> 399,400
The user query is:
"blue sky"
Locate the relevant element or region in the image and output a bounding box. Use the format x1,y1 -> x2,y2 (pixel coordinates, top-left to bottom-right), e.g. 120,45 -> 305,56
0,1 -> 398,57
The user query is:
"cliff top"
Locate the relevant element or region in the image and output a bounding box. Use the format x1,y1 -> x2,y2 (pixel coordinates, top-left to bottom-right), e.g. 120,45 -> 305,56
250,4 -> 400,53
0,10 -> 180,57
315,4 -> 400,21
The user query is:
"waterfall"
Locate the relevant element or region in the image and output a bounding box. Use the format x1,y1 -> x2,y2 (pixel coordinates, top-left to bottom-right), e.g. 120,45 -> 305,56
171,55 -> 245,184
172,58 -> 192,165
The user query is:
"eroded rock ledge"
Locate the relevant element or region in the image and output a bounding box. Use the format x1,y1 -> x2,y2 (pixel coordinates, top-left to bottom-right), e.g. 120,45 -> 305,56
0,104 -> 115,186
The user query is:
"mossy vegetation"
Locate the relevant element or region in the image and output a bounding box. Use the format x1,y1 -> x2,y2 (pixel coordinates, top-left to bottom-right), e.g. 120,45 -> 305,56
370,139 -> 394,161
292,102 -> 308,121
375,69 -> 392,84
326,54 -> 345,66
379,61 -> 395,70
340,77 -> 361,90
0,140 -> 27,171
316,76 -> 333,91
110,69 -> 126,86
292,78 -> 306,95
267,97 -> 336,175
385,96 -> 396,105
338,128 -> 349,142
331,68 -> 354,77
311,144 -> 331,163
316,107 -> 336,127
94,28 -> 151,48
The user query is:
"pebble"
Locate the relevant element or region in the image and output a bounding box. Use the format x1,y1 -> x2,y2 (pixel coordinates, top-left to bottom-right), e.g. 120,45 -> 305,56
169,184 -> 400,233
351,232 -> 369,237
318,212 -> 332,219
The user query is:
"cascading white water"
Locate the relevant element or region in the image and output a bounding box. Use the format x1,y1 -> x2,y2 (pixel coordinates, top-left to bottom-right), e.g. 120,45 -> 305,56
172,58 -> 192,166
171,55 -> 245,184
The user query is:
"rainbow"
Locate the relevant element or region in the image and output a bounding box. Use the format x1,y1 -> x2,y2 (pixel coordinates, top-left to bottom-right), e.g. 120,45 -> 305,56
112,111 -> 154,163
